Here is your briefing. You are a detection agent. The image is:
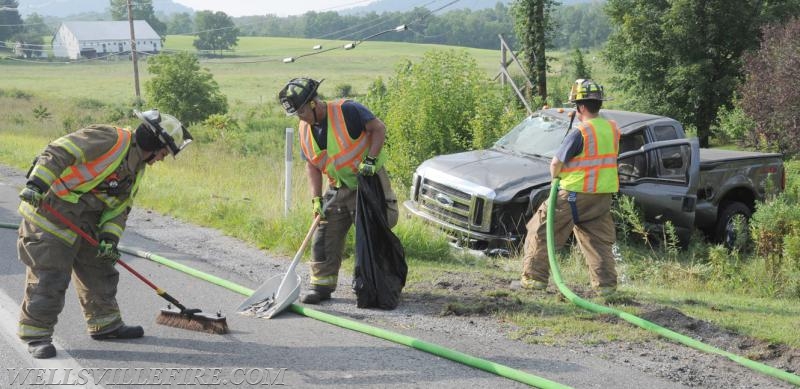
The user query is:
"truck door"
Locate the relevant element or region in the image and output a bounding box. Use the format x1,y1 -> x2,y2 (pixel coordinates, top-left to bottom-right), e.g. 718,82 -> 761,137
618,138 -> 700,236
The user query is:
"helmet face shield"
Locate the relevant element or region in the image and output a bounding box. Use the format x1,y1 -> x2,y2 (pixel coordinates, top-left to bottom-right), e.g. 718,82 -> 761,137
278,78 -> 323,115
134,109 -> 193,156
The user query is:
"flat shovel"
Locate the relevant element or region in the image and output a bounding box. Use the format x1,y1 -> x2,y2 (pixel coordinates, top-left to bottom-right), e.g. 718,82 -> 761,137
237,215 -> 321,319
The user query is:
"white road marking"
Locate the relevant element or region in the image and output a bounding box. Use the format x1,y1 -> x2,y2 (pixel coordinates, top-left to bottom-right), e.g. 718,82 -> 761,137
0,287 -> 104,389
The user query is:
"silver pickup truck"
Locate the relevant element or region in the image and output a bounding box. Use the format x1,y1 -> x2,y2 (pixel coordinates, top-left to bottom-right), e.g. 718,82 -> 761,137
404,108 -> 784,255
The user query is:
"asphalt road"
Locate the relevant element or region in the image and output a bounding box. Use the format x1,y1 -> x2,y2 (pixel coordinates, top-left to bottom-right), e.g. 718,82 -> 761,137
0,166 -> 690,389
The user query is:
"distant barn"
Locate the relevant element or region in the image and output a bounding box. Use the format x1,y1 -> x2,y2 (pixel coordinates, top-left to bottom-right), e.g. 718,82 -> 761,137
52,21 -> 161,60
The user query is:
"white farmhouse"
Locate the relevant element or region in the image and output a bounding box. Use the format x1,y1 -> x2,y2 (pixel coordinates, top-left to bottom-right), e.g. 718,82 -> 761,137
52,21 -> 161,60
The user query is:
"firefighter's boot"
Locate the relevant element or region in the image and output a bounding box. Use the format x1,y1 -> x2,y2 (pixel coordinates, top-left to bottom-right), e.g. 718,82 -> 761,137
91,325 -> 144,340
28,340 -> 56,359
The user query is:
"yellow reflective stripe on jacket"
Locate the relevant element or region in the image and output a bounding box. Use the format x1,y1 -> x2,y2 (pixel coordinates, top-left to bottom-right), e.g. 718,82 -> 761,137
51,128 -> 131,203
310,274 -> 338,287
86,310 -> 121,333
100,222 -> 124,241
29,164 -> 58,187
52,136 -> 87,163
560,118 -> 620,193
18,202 -> 78,245
18,323 -> 53,339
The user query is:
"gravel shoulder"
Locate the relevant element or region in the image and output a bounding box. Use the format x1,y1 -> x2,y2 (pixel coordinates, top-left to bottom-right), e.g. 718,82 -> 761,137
1,163 -> 797,388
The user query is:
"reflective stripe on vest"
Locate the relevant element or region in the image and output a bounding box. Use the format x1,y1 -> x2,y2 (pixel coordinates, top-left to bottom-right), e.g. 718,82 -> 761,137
560,118 -> 620,193
50,128 -> 132,203
299,122 -> 331,180
299,100 -> 371,188
18,202 -> 78,245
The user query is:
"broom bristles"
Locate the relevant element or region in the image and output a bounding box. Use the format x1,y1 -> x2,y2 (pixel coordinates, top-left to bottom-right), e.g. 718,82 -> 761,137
156,307 -> 229,335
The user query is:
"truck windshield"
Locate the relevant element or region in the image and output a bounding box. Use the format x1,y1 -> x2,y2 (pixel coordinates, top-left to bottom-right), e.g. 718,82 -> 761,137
492,114 -> 569,157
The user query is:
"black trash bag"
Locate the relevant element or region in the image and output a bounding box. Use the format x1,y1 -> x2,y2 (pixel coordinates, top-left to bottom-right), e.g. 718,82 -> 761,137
353,174 -> 407,309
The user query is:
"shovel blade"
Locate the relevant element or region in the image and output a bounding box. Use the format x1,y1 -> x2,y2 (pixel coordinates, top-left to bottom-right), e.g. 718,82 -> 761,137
236,273 -> 301,318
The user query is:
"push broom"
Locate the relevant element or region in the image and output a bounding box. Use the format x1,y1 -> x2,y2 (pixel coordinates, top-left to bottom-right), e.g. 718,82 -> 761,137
41,202 -> 228,335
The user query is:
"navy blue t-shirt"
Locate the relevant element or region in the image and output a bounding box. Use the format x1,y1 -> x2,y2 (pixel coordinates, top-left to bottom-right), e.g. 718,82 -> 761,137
308,101 -> 376,151
555,128 -> 584,163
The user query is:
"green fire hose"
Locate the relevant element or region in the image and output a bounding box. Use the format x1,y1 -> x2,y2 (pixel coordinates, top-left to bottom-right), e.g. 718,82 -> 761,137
545,178 -> 800,386
0,220 -> 568,388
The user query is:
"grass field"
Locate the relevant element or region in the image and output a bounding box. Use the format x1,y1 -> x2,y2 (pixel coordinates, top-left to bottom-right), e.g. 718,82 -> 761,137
1,35 -> 502,105
1,35 -> 798,353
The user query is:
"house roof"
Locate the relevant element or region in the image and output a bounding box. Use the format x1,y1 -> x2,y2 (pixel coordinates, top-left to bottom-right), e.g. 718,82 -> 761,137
59,21 -> 160,41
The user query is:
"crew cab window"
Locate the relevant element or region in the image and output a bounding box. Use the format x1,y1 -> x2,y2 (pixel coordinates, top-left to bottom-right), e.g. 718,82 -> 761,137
653,125 -> 678,141
619,143 -> 691,184
618,130 -> 646,182
655,145 -> 690,182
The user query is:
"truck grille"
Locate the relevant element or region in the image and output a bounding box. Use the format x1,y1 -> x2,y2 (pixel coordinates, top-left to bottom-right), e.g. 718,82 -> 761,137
417,177 -> 490,232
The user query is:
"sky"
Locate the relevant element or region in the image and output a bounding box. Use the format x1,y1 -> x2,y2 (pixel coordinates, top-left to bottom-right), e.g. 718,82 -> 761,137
171,0 -> 377,17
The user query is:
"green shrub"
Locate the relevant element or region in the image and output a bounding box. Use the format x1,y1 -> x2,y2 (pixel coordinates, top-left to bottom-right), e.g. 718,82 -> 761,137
0,88 -> 33,100
334,83 -> 353,98
74,97 -> 106,110
381,50 -> 522,186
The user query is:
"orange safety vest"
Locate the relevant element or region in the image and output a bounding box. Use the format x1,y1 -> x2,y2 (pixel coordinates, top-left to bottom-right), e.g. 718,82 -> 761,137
559,118 -> 620,193
298,100 -> 384,188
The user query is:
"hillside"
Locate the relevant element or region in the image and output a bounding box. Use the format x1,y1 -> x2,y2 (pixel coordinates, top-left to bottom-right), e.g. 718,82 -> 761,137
17,0 -> 192,17
343,0 -> 598,15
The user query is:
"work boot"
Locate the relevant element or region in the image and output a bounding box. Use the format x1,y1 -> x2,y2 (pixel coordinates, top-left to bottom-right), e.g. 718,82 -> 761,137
595,286 -> 617,298
520,276 -> 548,291
300,290 -> 331,304
28,340 -> 56,359
91,325 -> 144,340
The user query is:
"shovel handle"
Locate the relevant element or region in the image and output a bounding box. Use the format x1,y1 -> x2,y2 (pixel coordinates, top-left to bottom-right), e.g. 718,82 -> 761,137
286,215 -> 321,274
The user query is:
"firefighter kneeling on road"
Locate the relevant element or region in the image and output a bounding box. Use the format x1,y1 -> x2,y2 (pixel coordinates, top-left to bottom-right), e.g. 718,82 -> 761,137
17,109 -> 193,359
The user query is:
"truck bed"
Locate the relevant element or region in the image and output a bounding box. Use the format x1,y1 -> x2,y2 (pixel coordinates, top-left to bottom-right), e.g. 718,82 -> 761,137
699,148 -> 782,171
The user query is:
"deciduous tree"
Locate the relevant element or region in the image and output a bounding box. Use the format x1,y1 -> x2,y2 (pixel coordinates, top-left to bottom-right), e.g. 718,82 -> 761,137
512,0 -> 560,100
0,0 -> 23,42
144,51 -> 228,124
193,11 -> 238,55
739,18 -> 800,157
604,0 -> 798,147
109,0 -> 166,37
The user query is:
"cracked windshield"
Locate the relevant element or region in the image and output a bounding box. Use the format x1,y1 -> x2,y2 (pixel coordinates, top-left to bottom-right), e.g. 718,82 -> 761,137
493,114 -> 569,158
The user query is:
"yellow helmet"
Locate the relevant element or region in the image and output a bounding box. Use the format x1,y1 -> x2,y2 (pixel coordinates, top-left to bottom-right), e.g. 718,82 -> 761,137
568,79 -> 606,102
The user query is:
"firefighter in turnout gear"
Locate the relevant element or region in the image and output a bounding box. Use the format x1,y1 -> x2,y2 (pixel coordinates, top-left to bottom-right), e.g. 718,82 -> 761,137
520,79 -> 620,296
279,77 -> 399,304
17,109 -> 192,359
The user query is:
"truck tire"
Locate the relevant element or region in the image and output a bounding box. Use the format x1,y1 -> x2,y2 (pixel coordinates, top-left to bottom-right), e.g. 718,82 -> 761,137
714,201 -> 752,248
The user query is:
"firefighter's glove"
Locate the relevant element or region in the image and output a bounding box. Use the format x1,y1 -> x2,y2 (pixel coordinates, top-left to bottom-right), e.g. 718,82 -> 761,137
312,196 -> 326,220
19,184 -> 44,207
358,156 -> 377,176
97,240 -> 121,265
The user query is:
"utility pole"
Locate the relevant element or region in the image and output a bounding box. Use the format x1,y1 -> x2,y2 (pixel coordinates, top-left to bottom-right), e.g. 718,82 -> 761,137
127,0 -> 141,99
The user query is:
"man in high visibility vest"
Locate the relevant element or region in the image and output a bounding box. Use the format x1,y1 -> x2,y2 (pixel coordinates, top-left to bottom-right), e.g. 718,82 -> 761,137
17,109 -> 192,359
519,79 -> 620,297
279,77 -> 399,304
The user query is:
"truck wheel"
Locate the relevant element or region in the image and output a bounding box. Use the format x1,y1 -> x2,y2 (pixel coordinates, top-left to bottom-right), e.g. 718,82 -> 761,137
714,201 -> 752,248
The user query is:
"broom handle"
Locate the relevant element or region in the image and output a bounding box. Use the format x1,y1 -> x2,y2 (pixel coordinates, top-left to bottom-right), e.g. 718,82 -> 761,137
40,202 -> 188,311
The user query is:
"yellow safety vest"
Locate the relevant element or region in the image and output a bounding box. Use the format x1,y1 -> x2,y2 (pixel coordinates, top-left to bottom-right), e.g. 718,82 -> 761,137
299,100 -> 385,188
559,118 -> 620,193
